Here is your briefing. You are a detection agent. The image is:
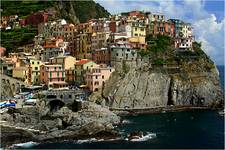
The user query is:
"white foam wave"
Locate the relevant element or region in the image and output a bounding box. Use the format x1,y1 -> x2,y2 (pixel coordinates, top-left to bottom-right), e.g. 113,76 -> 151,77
76,138 -> 98,144
130,132 -> 156,142
11,141 -> 39,148
122,119 -> 132,124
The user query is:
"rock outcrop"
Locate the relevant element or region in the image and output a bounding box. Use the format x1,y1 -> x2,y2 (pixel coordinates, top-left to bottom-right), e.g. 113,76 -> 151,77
102,52 -> 223,109
0,101 -> 120,148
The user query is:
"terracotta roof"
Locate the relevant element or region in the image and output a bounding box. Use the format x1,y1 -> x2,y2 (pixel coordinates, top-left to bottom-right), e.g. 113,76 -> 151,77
76,59 -> 91,65
43,45 -> 59,48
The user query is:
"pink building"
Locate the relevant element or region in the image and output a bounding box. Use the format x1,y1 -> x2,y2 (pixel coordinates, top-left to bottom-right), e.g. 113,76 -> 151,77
85,64 -> 115,92
40,64 -> 67,88
0,47 -> 6,57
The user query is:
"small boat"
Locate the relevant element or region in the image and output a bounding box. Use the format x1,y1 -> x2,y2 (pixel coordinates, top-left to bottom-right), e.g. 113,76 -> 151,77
218,109 -> 225,116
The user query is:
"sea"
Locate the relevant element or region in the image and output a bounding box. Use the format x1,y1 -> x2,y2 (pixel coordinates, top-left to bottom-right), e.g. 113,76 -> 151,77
16,66 -> 225,149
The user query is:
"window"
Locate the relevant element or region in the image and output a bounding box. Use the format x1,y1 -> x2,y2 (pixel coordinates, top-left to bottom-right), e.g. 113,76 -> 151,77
69,95 -> 72,98
102,75 -> 104,79
35,67 -> 38,70
37,62 -> 40,64
60,95 -> 63,99
96,76 -> 98,79
36,72 -> 38,75
116,53 -> 119,56
32,61 -> 34,64
110,69 -> 111,72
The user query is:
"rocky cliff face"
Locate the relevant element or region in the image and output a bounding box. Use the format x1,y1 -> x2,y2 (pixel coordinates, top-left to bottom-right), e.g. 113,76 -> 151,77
102,52 -> 223,109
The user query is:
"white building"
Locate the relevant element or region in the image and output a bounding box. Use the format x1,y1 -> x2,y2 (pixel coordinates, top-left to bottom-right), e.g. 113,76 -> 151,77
181,23 -> 193,38
175,37 -> 194,50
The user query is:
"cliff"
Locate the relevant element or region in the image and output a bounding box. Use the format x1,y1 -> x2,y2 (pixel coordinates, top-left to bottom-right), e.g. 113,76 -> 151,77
100,41 -> 223,109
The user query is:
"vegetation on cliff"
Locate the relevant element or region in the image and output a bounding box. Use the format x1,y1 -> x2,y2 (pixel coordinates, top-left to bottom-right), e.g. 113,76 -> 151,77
1,0 -> 110,53
1,0 -> 110,23
1,26 -> 37,54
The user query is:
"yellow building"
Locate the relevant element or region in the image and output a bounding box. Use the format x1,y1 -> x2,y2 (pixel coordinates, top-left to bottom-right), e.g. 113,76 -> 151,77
29,59 -> 43,85
13,66 -> 31,84
75,33 -> 92,59
74,59 -> 96,84
129,36 -> 146,44
131,22 -> 146,38
49,56 -> 76,70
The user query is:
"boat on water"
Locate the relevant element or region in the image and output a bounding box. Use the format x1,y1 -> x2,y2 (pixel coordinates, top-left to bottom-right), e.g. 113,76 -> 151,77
0,101 -> 16,109
218,109 -> 225,116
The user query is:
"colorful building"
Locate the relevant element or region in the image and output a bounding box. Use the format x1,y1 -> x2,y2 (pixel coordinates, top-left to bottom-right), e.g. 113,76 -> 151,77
150,21 -> 175,37
92,48 -> 111,65
65,68 -> 75,83
85,64 -> 115,92
49,56 -> 76,84
75,33 -> 92,59
110,41 -> 137,66
43,45 -> 64,62
131,21 -> 146,38
49,56 -> 76,70
175,37 -> 194,50
0,47 -> 6,57
168,19 -> 184,37
12,66 -> 31,84
91,32 -> 107,50
40,64 -> 66,88
74,59 -> 97,84
29,59 -> 43,85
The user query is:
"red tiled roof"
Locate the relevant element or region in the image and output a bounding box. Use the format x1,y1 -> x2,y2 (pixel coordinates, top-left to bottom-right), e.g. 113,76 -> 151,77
76,59 -> 90,65
43,45 -> 58,48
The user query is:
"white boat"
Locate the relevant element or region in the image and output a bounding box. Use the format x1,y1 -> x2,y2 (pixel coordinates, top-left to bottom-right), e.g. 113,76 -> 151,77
218,109 -> 225,116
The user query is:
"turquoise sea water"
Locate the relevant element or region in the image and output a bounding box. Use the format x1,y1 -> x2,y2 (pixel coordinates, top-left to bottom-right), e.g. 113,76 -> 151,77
20,66 -> 225,149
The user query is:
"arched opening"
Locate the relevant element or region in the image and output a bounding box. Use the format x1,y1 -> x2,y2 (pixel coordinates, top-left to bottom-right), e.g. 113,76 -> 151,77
48,99 -> 65,112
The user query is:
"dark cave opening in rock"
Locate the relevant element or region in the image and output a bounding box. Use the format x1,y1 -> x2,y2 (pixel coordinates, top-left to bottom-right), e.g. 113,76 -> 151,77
68,100 -> 82,112
49,99 -> 65,112
167,81 -> 175,106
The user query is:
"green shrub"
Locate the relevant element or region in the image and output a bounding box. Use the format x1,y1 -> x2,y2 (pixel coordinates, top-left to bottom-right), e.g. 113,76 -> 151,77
154,58 -> 164,65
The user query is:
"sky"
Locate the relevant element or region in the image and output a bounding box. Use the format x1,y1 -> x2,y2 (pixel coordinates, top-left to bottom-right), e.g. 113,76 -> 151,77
95,0 -> 225,65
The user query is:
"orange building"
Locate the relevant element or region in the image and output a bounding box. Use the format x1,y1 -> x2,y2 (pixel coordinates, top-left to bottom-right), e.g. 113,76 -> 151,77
92,48 -> 111,65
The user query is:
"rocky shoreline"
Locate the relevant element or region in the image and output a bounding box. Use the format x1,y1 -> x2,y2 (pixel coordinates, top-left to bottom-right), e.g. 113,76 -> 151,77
1,101 -> 222,149
111,105 -> 216,116
0,101 -> 120,148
